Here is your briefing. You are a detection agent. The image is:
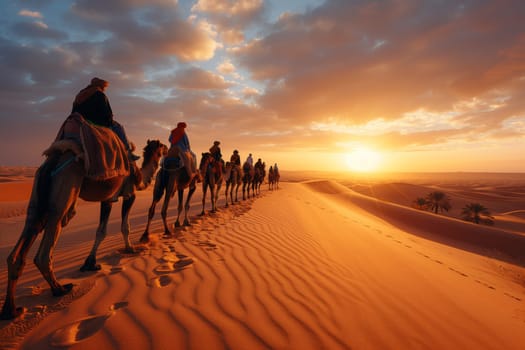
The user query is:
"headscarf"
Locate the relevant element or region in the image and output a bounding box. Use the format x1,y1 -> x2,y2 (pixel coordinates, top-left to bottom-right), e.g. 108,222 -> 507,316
73,77 -> 109,106
169,122 -> 187,144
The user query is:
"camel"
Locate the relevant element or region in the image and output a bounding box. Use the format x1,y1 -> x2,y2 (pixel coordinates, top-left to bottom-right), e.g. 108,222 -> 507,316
224,162 -> 241,207
139,146 -> 198,243
242,162 -> 255,200
199,152 -> 223,215
268,166 -> 280,190
79,139 -> 166,272
274,166 -> 280,189
252,162 -> 265,196
0,138 -> 166,320
268,166 -> 276,190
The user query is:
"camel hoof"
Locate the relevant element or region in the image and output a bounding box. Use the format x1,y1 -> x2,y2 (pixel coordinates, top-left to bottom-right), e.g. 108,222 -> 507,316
0,306 -> 26,320
198,211 -> 205,216
139,233 -> 150,244
174,221 -> 181,228
80,256 -> 101,272
123,246 -> 136,254
52,283 -> 74,297
183,220 -> 191,227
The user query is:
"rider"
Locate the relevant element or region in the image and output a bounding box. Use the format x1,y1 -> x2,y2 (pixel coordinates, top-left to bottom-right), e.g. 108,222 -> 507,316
72,77 -> 140,161
169,122 -> 201,182
254,158 -> 263,171
230,149 -> 241,167
246,153 -> 254,167
209,140 -> 223,173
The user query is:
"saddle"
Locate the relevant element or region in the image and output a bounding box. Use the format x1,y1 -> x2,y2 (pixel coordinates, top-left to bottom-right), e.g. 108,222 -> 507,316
50,113 -> 130,181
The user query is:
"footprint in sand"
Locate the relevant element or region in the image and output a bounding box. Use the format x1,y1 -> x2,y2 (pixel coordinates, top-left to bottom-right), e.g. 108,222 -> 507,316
150,274 -> 173,288
197,241 -> 217,250
49,302 -> 128,347
154,263 -> 174,273
150,257 -> 194,286
449,267 -> 468,277
28,285 -> 43,296
161,253 -> 180,263
110,266 -> 124,274
504,292 -> 521,301
173,258 -> 194,271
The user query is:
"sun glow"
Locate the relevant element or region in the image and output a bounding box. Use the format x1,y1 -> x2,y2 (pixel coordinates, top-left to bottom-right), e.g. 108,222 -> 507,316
344,147 -> 383,172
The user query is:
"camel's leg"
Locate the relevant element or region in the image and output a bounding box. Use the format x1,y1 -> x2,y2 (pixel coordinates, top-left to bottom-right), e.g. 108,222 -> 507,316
200,182 -> 207,216
213,181 -> 221,212
140,199 -> 158,243
209,180 -> 216,213
120,194 -> 136,252
224,183 -> 230,207
183,185 -> 197,226
209,186 -> 215,213
161,188 -> 173,234
176,189 -> 184,227
34,205 -> 74,296
34,165 -> 82,296
1,215 -> 43,319
80,200 -> 113,271
141,177 -> 164,243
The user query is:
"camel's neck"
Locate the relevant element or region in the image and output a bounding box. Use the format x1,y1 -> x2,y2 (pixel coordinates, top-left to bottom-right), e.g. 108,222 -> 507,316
140,160 -> 159,188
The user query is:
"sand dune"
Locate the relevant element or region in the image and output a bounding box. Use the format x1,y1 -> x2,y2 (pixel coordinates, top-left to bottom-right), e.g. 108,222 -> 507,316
0,172 -> 524,349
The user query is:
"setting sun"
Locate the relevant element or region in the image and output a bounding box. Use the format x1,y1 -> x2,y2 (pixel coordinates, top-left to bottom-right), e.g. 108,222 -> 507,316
344,147 -> 383,172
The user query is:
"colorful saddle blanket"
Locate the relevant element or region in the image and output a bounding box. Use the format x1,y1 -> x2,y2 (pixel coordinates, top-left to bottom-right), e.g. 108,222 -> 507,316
52,113 -> 130,181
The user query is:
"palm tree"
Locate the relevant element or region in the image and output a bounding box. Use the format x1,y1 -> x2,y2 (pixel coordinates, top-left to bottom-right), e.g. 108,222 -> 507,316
412,197 -> 428,210
461,203 -> 494,225
425,191 -> 451,214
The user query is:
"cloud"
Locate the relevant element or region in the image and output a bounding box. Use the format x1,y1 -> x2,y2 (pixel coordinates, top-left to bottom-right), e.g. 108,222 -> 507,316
192,0 -> 265,45
18,9 -> 42,18
69,1 -> 219,63
11,21 -> 67,40
217,59 -> 236,74
172,67 -> 233,90
242,86 -> 259,98
230,0 -> 525,150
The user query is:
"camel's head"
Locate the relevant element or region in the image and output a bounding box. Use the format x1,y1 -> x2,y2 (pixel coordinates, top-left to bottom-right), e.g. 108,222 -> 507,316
139,139 -> 166,189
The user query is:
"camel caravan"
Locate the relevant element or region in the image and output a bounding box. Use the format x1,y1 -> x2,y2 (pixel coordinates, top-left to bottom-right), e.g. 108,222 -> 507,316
0,77 -> 280,320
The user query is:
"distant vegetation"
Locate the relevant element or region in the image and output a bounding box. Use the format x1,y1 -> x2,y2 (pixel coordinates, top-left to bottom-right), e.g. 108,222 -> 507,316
412,192 -> 495,226
411,197 -> 429,210
461,203 -> 494,226
425,191 -> 451,214
412,191 -> 451,214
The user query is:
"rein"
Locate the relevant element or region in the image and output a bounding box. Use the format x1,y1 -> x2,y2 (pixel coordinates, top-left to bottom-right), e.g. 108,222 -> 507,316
51,156 -> 77,177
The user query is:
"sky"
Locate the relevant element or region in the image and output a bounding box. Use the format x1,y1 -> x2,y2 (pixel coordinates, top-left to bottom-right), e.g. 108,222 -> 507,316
1,0 -> 524,173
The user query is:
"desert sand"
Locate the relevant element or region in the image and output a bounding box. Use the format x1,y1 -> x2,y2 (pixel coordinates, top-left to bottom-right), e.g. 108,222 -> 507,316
1,167 -> 525,349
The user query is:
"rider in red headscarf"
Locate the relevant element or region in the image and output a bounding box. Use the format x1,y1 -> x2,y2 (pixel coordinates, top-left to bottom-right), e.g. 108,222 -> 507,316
169,122 -> 200,181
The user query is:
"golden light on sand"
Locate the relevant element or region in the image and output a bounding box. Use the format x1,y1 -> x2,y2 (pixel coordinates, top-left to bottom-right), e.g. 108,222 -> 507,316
344,147 -> 383,172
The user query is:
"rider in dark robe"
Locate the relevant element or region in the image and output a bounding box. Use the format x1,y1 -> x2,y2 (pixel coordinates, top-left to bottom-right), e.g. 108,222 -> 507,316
72,77 -> 139,161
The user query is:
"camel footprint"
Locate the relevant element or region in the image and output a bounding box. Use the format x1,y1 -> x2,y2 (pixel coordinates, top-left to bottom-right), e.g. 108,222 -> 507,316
150,255 -> 195,287
49,301 -> 128,347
